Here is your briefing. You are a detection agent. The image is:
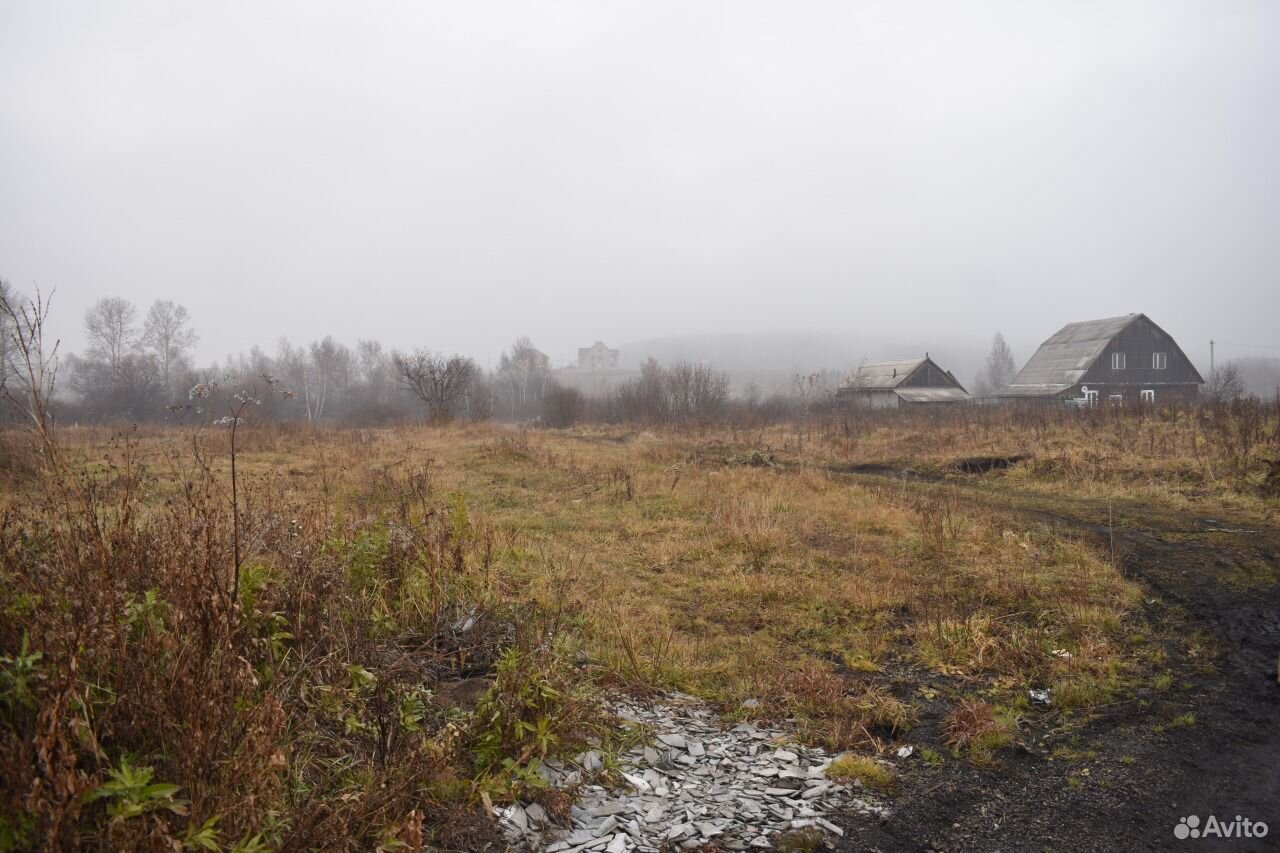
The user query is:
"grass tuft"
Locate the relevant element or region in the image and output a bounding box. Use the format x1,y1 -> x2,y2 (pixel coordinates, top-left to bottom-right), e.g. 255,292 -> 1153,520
827,753 -> 895,792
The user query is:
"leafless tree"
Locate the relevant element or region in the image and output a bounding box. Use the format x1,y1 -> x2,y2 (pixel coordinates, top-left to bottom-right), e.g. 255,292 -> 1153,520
794,370 -> 835,412
1207,362 -> 1246,403
357,339 -> 389,388
611,358 -> 729,424
542,381 -> 584,427
67,351 -> 162,421
667,361 -> 729,422
974,333 -> 1016,396
392,349 -> 480,422
613,357 -> 669,423
307,336 -> 352,421
84,296 -> 139,372
0,286 -> 60,448
689,363 -> 730,418
142,300 -> 198,389
275,337 -> 335,422
497,336 -> 551,418
0,279 -> 17,394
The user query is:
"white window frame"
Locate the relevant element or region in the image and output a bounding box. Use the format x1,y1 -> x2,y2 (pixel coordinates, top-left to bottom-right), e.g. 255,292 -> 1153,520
1152,352 -> 1167,369
1111,352 -> 1126,370
1083,388 -> 1098,406
1140,389 -> 1155,403
1109,394 -> 1124,406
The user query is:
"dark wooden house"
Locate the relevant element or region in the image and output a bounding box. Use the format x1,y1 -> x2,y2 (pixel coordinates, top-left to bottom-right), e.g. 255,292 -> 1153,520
998,314 -> 1203,405
836,356 -> 970,408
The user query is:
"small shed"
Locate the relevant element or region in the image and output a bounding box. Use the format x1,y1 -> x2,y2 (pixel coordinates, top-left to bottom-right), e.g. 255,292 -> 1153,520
836,356 -> 970,408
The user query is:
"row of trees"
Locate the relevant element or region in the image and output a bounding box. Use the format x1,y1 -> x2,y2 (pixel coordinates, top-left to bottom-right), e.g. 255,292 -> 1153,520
610,358 -> 731,424
0,288 -> 739,427
66,297 -> 201,420
1,286 -> 1263,428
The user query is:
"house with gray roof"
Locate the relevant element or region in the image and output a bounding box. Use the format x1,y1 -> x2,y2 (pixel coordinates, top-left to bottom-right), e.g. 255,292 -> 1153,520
836,356 -> 970,408
998,313 -> 1203,405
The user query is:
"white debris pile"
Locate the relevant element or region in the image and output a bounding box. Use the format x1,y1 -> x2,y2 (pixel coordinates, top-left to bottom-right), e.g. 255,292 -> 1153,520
496,694 -> 888,852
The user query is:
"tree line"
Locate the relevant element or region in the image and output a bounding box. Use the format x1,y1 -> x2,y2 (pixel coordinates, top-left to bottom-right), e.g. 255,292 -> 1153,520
3,286 -> 1256,429
0,287 -> 737,428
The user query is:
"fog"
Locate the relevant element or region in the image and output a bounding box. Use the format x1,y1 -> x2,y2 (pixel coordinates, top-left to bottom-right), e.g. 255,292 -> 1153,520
2,1 -> 1278,381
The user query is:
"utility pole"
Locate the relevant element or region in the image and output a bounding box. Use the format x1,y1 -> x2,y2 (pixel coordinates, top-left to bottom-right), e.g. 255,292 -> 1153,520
1210,340 -> 1215,375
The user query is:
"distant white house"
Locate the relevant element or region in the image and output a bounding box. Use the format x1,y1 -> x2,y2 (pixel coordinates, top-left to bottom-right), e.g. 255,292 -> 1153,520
577,341 -> 619,370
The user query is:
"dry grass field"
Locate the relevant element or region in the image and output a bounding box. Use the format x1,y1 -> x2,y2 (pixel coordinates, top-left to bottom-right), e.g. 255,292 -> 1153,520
0,405 -> 1276,851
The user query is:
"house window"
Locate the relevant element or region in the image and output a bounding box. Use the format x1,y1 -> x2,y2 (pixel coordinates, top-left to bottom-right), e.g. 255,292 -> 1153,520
1083,388 -> 1098,406
1153,352 -> 1167,369
1141,389 -> 1155,403
1109,394 -> 1124,406
1111,352 -> 1126,370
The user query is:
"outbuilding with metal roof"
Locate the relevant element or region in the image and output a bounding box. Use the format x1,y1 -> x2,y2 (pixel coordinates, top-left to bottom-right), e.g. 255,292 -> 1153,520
836,356 -> 971,408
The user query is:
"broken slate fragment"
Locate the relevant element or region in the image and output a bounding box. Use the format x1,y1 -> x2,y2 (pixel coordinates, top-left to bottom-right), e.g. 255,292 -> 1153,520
509,693 -> 887,852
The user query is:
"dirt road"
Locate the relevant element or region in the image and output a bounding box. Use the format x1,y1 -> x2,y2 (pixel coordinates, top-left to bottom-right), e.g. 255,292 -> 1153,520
832,473 -> 1280,853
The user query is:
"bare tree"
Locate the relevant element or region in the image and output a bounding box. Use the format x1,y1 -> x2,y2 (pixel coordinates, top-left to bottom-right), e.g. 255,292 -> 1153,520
794,370 -> 835,413
0,286 -> 60,447
67,351 -> 162,421
542,381 -> 584,427
308,336 -> 352,421
613,357 -> 669,423
84,296 -> 139,372
142,300 -> 198,388
986,333 -> 1016,390
357,339 -> 389,387
611,358 -> 729,424
0,279 -> 17,393
392,349 -> 479,422
497,336 -> 551,418
667,361 -> 729,422
275,338 -> 315,420
1207,362 -> 1246,403
687,362 -> 730,419
974,333 -> 1016,396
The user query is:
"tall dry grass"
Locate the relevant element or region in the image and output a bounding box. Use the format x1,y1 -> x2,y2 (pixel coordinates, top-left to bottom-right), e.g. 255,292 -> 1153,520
0,424 -> 601,852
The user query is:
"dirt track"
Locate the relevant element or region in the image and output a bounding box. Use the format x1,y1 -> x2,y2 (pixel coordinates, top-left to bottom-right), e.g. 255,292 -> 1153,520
832,473 -> 1280,853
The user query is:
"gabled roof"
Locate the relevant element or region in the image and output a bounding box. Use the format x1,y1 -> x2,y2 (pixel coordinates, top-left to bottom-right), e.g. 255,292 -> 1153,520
847,358 -> 928,390
1001,314 -> 1140,396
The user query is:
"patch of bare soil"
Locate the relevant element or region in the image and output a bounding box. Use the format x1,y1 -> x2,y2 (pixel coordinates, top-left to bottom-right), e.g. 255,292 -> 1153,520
830,473 -> 1280,852
952,454 -> 1031,475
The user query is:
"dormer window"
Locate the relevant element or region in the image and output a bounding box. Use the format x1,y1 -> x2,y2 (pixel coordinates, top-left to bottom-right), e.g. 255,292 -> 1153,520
1153,352 -> 1167,369
1112,352 -> 1126,370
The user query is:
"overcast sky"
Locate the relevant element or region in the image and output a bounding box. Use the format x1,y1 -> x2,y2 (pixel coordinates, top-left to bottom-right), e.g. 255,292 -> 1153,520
2,1 -> 1278,372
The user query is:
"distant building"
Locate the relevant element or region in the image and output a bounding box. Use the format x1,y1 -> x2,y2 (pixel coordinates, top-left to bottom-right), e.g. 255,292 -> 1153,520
578,341 -> 619,370
524,348 -> 551,373
836,356 -> 970,408
998,314 -> 1203,405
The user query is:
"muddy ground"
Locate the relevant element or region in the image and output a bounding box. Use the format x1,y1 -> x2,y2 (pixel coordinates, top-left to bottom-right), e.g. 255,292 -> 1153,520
831,472 -> 1280,853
